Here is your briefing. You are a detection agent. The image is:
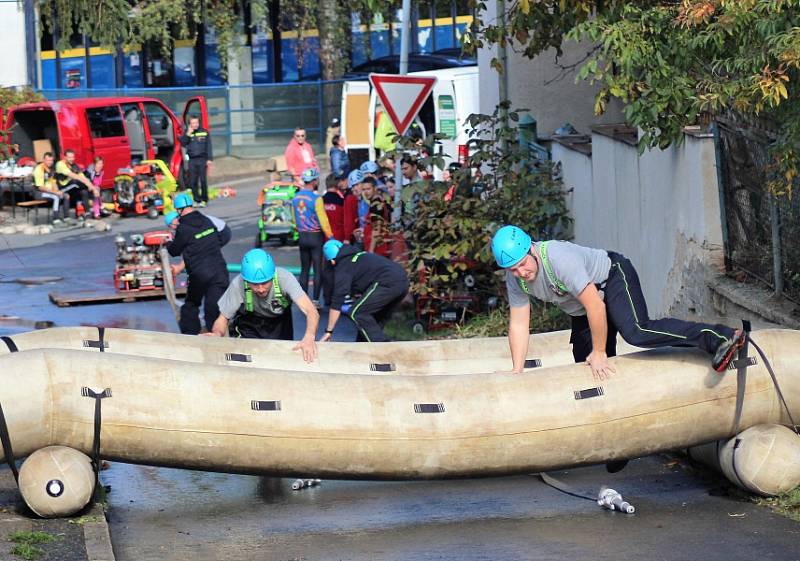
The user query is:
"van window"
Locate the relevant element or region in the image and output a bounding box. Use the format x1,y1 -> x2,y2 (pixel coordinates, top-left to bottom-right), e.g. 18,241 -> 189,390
143,102 -> 176,163
87,106 -> 125,138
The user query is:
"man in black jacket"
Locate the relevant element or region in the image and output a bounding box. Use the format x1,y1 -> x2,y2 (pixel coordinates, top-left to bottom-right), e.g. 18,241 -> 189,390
166,192 -> 229,334
320,239 -> 408,342
180,116 -> 213,207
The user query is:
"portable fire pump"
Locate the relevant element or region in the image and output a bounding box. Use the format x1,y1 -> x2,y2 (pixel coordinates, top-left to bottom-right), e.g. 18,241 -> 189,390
114,231 -> 174,291
113,159 -> 178,218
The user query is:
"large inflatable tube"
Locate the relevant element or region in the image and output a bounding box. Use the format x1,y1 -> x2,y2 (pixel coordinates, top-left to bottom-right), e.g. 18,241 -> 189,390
0,326 -> 641,375
687,424 -> 800,496
0,329 -> 797,481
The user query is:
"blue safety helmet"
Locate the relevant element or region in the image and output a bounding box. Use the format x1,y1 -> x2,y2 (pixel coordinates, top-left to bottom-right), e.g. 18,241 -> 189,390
164,210 -> 179,227
359,161 -> 379,174
241,249 -> 275,284
173,192 -> 194,210
323,239 -> 344,261
347,169 -> 364,189
301,167 -> 320,183
491,225 -> 533,268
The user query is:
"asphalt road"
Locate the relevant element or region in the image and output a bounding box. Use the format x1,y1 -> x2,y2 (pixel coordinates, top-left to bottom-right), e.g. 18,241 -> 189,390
1,177 -> 798,561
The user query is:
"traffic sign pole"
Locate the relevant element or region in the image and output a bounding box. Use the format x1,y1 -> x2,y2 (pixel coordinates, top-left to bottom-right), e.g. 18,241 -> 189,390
395,0 -> 412,225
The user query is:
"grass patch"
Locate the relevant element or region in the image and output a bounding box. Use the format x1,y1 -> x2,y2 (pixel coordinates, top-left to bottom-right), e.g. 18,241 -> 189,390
756,486 -> 800,521
68,514 -> 101,526
8,531 -> 59,561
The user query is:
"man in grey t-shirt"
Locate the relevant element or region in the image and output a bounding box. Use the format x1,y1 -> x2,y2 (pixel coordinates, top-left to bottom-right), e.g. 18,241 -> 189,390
208,249 -> 320,363
492,225 -> 745,378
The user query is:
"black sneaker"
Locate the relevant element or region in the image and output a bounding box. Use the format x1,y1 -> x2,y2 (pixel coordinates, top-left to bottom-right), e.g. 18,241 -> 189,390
712,330 -> 746,372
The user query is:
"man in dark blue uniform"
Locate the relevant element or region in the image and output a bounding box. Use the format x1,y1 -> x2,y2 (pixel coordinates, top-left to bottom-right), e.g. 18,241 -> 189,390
180,116 -> 213,207
320,239 -> 408,342
166,192 -> 229,334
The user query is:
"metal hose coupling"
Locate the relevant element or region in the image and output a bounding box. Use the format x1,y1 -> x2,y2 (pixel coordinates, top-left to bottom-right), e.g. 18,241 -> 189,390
597,488 -> 635,514
292,478 -> 322,491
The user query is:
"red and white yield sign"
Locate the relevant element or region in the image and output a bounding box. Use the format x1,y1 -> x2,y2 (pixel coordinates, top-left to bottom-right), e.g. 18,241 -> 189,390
369,73 -> 437,136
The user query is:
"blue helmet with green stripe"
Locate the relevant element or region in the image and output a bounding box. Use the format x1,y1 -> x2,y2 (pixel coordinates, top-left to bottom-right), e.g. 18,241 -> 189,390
323,239 -> 343,261
491,225 -> 532,268
241,249 -> 275,283
173,192 -> 193,209
164,211 -> 179,227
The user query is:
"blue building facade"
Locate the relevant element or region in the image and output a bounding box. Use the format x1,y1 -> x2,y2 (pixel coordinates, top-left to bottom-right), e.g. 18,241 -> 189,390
39,3 -> 472,89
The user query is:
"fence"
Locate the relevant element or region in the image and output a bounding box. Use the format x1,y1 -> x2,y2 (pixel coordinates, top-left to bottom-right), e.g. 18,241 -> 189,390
714,117 -> 800,303
38,80 -> 346,160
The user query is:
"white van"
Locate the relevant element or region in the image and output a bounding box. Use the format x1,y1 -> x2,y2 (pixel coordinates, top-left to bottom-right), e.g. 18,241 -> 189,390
341,67 -> 479,179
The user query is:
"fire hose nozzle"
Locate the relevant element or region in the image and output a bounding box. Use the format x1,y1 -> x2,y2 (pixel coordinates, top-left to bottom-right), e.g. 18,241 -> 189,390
597,488 -> 635,514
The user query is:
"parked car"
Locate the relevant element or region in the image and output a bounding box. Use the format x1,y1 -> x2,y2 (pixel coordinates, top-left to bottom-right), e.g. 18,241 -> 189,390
343,52 -> 476,78
4,96 -> 209,189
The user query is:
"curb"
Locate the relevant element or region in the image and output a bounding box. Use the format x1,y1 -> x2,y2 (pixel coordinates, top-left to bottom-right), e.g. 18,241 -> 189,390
83,501 -> 115,561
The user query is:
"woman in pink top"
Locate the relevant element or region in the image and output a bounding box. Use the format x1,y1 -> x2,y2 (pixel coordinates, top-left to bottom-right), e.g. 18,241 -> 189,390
284,128 -> 317,184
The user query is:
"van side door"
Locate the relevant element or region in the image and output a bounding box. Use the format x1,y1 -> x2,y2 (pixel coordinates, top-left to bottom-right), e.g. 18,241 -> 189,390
341,81 -> 372,161
85,105 -> 131,184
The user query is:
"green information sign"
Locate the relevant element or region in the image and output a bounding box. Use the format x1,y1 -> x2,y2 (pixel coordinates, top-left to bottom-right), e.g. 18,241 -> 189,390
438,95 -> 457,139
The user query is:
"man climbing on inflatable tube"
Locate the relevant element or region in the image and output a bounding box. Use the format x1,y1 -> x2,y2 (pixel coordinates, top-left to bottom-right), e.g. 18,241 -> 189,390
491,225 -> 746,379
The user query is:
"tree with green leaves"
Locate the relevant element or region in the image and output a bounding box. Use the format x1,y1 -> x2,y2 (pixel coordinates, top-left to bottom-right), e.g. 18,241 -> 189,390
36,0 -> 402,81
468,0 -> 800,195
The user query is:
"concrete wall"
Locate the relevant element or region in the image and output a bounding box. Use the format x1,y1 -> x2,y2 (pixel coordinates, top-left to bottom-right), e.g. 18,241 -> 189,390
0,3 -> 28,87
477,2 -> 624,138
505,41 -> 624,137
552,130 -> 725,317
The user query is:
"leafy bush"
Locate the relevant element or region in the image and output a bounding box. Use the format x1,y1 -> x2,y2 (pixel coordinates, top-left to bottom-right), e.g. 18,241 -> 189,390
400,103 -> 572,313
453,302 -> 569,339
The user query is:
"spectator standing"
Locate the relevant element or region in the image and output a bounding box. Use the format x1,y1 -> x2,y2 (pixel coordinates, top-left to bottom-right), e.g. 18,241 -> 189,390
322,173 -> 347,306
284,128 -> 318,184
361,176 -> 392,257
180,116 -> 213,207
329,134 -> 350,179
291,168 -> 333,305
343,169 -> 364,247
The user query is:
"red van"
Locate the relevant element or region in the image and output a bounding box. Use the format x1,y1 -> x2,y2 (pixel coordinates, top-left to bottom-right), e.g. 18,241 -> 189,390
4,96 -> 209,188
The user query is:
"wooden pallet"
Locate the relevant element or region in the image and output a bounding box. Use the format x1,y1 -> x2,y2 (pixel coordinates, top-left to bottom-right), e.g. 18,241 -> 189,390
49,287 -> 186,307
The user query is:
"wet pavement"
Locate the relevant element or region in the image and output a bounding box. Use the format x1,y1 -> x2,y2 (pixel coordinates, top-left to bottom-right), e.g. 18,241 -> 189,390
1,178 -> 799,560
102,457 -> 800,561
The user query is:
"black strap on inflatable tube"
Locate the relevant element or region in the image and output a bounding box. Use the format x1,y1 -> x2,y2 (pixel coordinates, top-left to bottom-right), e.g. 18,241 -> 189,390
0,403 -> 18,482
748,337 -> 800,435
81,387 -> 112,488
1,336 -> 18,353
97,326 -> 105,352
731,321 -> 752,435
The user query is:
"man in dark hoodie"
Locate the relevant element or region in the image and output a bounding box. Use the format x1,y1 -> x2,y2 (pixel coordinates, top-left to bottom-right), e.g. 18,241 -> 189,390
166,192 -> 230,334
319,239 -> 408,342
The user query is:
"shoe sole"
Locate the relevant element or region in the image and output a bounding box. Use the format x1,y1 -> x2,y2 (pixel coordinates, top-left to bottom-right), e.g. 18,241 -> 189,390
714,336 -> 746,373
